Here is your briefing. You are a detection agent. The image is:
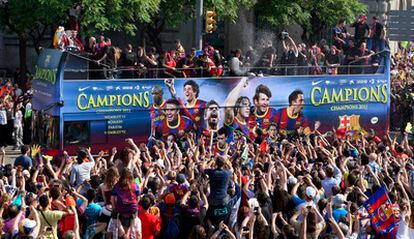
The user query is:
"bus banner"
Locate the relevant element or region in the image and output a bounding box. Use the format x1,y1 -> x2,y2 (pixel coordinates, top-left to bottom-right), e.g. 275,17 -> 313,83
61,74 -> 390,145
32,49 -> 66,116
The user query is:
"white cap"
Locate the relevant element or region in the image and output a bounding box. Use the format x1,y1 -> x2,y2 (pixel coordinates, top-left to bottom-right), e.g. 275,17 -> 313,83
287,176 -> 297,185
22,170 -> 30,178
333,194 -> 346,207
248,198 -> 259,211
306,186 -> 316,198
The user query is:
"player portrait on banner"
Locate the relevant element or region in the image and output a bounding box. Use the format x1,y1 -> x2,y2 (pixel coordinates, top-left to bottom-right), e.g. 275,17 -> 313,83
274,89 -> 310,138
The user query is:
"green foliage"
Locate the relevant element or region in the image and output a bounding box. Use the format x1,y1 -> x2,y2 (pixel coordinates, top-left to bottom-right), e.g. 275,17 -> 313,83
0,0 -> 71,35
205,0 -> 255,22
80,0 -> 161,35
156,0 -> 255,28
255,0 -> 367,33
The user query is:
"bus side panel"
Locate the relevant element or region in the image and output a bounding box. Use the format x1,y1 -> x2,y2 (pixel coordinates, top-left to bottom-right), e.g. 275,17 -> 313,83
61,75 -> 390,153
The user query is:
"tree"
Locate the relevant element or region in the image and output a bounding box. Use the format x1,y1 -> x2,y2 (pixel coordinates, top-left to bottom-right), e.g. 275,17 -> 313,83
255,0 -> 368,44
0,0 -> 161,77
142,0 -> 255,51
0,0 -> 72,75
79,0 -> 161,36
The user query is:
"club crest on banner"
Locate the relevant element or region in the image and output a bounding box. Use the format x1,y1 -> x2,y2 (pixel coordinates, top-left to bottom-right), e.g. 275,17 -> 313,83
338,114 -> 361,131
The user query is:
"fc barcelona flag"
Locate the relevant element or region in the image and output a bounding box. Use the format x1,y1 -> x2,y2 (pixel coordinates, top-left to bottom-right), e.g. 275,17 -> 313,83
363,187 -> 397,235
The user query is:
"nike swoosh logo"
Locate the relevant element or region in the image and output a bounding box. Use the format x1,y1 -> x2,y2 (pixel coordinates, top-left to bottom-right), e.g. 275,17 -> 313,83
311,80 -> 323,86
78,86 -> 90,91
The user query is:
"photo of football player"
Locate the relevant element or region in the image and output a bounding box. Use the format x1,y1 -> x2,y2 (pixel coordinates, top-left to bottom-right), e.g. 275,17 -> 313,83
274,89 -> 310,137
249,84 -> 278,139
149,85 -> 166,137
223,77 -> 251,142
164,79 -> 207,128
154,98 -> 194,142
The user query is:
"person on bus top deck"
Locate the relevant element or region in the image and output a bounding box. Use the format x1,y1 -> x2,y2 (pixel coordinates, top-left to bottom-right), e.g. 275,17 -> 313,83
223,77 -> 251,142
154,98 -> 194,142
248,84 -> 278,140
164,78 -> 207,129
274,89 -> 310,138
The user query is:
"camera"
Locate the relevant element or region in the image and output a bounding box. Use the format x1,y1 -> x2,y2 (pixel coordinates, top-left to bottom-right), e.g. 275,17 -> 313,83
281,31 -> 289,40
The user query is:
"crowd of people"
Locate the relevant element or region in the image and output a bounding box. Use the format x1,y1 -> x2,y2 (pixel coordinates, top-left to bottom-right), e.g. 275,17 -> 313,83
54,15 -> 387,79
391,42 -> 414,131
0,13 -> 414,239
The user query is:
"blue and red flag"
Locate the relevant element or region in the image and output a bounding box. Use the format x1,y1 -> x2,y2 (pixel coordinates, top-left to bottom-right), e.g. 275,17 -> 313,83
363,187 -> 397,235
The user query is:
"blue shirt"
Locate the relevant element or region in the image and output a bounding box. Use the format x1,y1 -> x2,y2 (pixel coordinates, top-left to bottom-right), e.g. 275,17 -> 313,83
84,203 -> 102,227
332,208 -> 348,222
14,155 -> 32,170
205,168 -> 231,205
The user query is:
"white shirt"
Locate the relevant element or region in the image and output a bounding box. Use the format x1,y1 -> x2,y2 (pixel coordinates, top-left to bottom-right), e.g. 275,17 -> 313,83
14,110 -> 23,127
0,108 -> 7,125
396,217 -> 414,239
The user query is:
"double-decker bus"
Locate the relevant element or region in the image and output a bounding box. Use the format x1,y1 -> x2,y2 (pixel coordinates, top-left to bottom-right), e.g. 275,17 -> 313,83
31,48 -> 390,154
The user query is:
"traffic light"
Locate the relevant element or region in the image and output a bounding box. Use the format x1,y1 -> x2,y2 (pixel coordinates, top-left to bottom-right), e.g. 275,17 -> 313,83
205,10 -> 216,33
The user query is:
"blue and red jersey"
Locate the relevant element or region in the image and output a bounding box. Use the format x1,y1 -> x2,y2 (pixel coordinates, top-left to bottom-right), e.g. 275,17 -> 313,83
248,107 -> 278,138
149,101 -> 166,134
155,115 -> 194,141
212,142 -> 234,156
225,117 -> 250,142
274,107 -> 308,134
178,98 -> 207,128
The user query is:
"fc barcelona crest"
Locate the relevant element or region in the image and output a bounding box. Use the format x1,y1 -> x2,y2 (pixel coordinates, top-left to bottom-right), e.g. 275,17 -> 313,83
338,114 -> 361,131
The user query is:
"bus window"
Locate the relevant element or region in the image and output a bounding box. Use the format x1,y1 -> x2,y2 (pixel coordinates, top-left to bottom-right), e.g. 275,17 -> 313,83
64,121 -> 89,145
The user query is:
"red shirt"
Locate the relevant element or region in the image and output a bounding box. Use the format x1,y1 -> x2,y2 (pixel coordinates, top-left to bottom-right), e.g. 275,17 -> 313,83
138,208 -> 161,239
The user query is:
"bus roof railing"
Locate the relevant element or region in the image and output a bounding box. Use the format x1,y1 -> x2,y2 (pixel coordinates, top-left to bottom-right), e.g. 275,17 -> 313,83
63,64 -> 386,79
62,49 -> 389,79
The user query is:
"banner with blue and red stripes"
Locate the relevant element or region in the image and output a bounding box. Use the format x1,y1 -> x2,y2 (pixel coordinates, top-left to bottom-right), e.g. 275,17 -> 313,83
363,187 -> 397,235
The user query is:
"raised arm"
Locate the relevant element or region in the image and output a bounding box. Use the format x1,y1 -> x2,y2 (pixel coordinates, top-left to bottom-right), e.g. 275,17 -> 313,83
164,79 -> 177,98
223,77 -> 248,125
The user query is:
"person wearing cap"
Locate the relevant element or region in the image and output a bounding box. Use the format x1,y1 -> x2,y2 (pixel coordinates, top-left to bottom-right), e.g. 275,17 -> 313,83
291,182 -> 318,216
157,193 -> 179,238
17,205 -> 40,239
330,194 -> 348,222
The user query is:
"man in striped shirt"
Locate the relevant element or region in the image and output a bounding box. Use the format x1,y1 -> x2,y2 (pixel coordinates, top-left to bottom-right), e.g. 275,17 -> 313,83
274,89 -> 310,138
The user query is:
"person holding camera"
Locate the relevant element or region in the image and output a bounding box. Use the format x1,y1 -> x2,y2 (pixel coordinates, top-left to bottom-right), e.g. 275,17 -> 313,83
290,204 -> 325,239
280,33 -> 299,75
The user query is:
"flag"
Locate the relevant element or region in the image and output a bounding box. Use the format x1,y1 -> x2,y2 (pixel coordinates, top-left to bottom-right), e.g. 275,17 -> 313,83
259,141 -> 269,154
363,187 -> 397,235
